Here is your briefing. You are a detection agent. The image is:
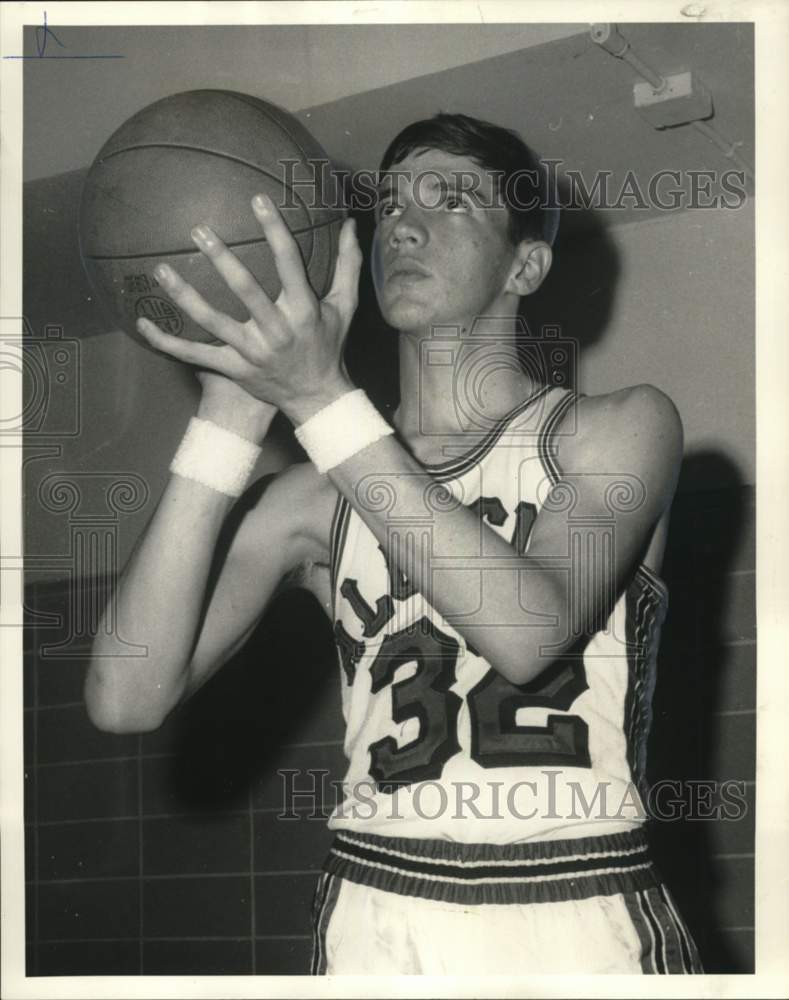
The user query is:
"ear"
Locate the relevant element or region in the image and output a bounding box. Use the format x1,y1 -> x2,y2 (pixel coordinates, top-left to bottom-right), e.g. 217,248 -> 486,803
505,240 -> 552,296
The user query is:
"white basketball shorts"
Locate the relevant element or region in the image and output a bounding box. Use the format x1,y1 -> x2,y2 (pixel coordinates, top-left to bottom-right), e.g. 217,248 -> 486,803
310,828 -> 702,975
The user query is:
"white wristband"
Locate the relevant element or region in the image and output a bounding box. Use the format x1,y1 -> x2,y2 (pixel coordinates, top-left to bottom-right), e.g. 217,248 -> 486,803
294,390 -> 394,474
170,416 -> 262,497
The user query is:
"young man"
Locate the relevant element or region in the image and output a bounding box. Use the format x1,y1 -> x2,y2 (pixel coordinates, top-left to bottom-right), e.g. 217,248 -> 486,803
86,114 -> 702,974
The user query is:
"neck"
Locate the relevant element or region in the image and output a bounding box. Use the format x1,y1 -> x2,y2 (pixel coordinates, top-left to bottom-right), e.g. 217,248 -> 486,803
393,315 -> 540,463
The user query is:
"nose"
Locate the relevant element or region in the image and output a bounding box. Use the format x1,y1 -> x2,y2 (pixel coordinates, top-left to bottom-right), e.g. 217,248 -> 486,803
387,205 -> 428,250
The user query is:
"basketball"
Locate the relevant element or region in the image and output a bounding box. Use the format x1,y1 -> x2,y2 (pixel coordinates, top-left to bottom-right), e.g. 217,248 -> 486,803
79,90 -> 346,343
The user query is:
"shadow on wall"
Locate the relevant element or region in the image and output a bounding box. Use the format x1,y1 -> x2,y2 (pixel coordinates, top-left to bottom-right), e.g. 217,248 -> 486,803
522,192 -> 621,358
650,450 -> 756,973
142,587 -> 339,812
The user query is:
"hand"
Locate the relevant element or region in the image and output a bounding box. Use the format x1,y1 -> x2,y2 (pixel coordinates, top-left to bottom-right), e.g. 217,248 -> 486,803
136,193 -> 362,424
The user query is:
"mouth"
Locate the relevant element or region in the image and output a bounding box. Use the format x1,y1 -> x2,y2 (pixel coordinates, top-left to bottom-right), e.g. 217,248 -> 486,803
386,258 -> 430,282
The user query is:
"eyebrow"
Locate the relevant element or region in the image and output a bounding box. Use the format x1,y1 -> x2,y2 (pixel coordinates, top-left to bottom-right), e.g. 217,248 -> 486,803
375,172 -> 484,204
375,171 -> 408,198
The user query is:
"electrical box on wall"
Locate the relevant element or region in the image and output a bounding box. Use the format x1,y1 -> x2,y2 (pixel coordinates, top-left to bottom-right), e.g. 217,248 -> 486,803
634,71 -> 713,128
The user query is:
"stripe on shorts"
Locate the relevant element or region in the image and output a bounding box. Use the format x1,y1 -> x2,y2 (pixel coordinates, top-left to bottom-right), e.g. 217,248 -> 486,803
623,886 -> 703,974
323,827 -> 662,906
310,872 -> 342,975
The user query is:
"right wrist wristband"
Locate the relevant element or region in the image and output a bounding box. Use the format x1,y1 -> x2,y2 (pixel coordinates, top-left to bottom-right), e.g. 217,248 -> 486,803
294,389 -> 394,474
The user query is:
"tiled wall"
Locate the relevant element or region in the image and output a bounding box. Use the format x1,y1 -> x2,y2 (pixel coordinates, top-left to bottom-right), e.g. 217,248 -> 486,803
24,586 -> 346,976
24,485 -> 755,976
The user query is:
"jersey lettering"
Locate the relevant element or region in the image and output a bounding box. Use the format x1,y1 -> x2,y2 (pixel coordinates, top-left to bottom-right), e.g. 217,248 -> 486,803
334,620 -> 364,686
340,578 -> 394,637
510,500 -> 538,554
368,618 -> 462,793
469,495 -> 508,527
467,654 -> 591,769
346,492 -> 589,788
368,636 -> 591,789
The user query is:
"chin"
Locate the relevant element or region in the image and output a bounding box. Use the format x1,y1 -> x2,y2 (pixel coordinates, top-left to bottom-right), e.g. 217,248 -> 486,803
378,295 -> 436,333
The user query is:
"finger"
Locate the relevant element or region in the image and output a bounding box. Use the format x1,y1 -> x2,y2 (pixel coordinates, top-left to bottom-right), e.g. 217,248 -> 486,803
136,316 -> 244,377
251,193 -> 314,306
327,217 -> 363,315
153,263 -> 249,352
191,224 -> 276,322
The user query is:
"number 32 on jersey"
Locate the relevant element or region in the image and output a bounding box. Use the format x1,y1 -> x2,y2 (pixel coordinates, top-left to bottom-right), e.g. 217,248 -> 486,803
335,496 -> 592,794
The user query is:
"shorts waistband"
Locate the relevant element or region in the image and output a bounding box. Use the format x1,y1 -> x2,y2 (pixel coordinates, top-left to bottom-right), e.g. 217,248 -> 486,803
322,827 -> 661,906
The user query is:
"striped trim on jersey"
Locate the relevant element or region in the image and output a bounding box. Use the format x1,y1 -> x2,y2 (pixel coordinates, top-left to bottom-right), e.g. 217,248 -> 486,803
329,494 -> 352,618
310,872 -> 343,975
537,388 -> 579,485
322,828 -> 662,906
622,884 -> 704,973
623,565 -> 669,796
423,384 -> 554,482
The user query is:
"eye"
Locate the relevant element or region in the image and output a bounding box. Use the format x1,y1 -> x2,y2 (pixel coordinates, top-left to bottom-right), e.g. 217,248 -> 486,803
376,199 -> 403,222
445,193 -> 470,212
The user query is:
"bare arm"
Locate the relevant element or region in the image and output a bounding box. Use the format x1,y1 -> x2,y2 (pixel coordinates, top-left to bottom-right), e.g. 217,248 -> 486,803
85,407 -> 334,734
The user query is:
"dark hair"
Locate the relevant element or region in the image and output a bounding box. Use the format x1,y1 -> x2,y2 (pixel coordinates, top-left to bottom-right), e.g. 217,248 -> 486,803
379,112 -> 557,246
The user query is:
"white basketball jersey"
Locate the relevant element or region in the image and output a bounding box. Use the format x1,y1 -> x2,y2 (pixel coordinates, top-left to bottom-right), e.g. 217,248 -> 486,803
327,386 -> 668,843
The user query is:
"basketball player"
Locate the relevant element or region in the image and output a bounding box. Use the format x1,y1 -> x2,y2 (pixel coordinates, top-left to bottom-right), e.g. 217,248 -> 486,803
86,114 -> 702,974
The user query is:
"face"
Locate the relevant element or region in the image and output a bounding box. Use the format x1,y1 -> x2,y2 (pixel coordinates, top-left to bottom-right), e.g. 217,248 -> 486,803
372,148 -> 520,334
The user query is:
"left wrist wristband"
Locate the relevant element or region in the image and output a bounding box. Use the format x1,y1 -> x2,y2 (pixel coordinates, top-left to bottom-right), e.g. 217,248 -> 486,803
170,417 -> 263,497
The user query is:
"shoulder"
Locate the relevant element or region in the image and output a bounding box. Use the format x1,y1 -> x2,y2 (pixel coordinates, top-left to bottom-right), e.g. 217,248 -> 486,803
555,384 -> 683,512
574,384 -> 682,450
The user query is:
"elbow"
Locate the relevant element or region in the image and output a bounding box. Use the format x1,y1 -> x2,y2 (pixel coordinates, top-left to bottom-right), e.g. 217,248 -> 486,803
493,655 -> 546,688
480,625 -> 571,688
83,665 -> 170,735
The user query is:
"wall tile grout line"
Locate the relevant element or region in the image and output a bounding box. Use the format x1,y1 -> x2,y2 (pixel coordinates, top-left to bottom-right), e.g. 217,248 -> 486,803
35,740 -> 346,768
25,701 -> 353,747
34,869 -> 319,886
27,701 -> 86,712
253,935 -> 313,941
37,935 -> 315,944
36,806 -> 332,825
